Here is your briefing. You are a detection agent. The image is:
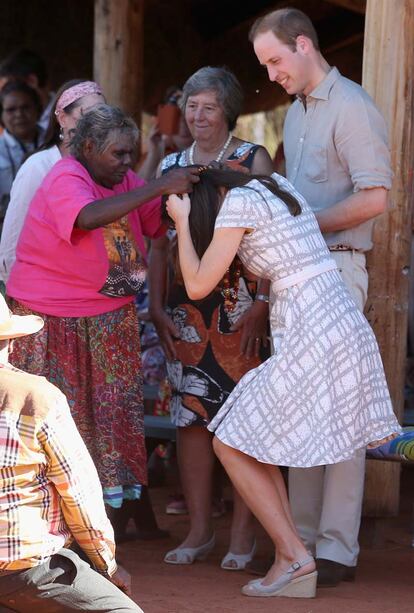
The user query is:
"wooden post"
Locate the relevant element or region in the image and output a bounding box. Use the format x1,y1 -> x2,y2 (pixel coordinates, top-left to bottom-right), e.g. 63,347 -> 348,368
93,0 -> 143,128
362,0 -> 414,516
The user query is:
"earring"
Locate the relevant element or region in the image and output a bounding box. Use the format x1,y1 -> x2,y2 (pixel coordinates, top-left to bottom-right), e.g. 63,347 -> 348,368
59,127 -> 64,141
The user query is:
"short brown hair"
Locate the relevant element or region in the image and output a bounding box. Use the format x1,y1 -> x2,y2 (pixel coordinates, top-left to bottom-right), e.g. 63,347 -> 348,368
180,66 -> 243,131
249,7 -> 319,51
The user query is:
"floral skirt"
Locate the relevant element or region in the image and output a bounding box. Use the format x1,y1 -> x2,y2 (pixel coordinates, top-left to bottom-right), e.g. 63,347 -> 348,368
8,299 -> 147,492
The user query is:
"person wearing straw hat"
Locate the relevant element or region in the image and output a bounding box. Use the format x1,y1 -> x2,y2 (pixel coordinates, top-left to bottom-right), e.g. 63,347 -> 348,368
0,295 -> 142,612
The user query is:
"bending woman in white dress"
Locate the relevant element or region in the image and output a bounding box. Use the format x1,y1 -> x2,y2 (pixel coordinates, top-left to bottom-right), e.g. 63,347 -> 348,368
165,165 -> 401,599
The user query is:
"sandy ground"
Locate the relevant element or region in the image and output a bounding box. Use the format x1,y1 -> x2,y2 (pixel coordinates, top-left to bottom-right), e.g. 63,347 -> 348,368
119,466 -> 414,613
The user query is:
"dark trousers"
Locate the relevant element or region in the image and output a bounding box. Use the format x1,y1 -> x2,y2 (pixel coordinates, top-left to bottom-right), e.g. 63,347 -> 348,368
0,548 -> 142,612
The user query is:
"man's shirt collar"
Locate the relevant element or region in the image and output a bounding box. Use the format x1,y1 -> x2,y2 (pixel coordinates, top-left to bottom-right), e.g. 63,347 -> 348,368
297,66 -> 341,105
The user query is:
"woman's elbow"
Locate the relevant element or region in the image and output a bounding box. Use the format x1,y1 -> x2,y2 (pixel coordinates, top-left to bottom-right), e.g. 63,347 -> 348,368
186,288 -> 205,300
75,212 -> 97,231
185,283 -> 210,301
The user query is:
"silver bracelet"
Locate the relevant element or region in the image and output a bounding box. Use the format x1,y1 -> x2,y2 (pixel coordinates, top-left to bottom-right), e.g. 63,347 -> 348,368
255,293 -> 270,304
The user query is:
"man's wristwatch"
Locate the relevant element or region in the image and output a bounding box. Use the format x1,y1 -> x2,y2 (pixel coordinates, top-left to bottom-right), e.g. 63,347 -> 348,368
255,293 -> 270,304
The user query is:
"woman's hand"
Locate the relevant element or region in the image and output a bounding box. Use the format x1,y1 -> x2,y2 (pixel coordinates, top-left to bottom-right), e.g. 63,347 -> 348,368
160,168 -> 199,194
230,300 -> 269,358
166,193 -> 191,224
150,308 -> 179,361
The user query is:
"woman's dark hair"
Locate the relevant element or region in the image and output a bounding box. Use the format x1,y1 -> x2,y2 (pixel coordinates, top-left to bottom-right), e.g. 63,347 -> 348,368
40,79 -> 90,150
0,79 -> 42,124
162,165 -> 301,260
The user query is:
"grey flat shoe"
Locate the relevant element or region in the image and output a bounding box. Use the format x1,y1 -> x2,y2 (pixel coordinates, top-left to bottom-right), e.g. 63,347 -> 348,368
242,555 -> 317,598
221,540 -> 257,571
164,533 -> 215,565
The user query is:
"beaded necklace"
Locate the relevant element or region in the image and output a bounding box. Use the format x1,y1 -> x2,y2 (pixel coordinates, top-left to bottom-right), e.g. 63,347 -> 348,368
188,132 -> 233,165
221,258 -> 242,313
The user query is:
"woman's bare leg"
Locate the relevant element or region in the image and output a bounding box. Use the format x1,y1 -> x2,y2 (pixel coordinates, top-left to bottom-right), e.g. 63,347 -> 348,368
168,425 -> 214,558
227,488 -> 256,558
213,437 -> 314,584
262,464 -> 301,539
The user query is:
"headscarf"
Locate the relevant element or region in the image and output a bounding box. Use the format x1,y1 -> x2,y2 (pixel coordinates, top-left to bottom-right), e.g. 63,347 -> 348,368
55,81 -> 102,116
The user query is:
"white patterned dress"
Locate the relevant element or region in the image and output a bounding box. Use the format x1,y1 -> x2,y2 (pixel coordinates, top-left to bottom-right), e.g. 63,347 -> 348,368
208,174 -> 401,467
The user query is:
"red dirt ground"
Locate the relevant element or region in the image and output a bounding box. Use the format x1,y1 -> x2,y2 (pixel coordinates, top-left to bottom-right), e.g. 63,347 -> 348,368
120,466 -> 414,613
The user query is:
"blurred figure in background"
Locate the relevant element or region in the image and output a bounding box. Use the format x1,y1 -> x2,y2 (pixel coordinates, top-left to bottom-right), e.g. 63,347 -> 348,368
0,80 -> 43,234
138,86 -> 193,181
0,49 -> 55,130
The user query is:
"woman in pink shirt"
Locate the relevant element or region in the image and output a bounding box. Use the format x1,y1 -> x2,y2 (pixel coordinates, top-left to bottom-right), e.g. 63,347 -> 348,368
7,104 -> 198,519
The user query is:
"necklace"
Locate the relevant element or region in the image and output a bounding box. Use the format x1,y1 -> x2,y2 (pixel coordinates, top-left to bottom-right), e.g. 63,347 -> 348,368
188,132 -> 233,165
221,257 -> 242,313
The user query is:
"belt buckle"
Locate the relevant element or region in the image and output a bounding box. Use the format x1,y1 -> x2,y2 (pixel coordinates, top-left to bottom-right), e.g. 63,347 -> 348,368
329,244 -> 352,252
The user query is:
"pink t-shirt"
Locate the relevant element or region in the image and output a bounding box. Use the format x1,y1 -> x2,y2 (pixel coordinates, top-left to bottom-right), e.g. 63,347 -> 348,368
8,157 -> 166,317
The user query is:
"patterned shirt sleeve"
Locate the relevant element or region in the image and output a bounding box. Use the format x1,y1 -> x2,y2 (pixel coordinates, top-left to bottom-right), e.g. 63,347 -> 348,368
39,395 -> 117,574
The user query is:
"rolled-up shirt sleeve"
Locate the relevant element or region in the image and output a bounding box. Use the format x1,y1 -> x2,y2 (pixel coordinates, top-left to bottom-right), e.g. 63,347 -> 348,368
39,395 -> 117,575
335,93 -> 393,192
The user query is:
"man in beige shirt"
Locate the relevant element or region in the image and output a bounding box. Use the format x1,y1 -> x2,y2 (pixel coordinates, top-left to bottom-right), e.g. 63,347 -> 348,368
250,7 -> 392,587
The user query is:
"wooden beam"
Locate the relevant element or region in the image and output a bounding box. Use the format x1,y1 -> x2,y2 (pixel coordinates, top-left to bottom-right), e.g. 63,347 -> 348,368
323,31 -> 363,55
324,0 -> 366,13
93,0 -> 143,128
362,0 -> 414,516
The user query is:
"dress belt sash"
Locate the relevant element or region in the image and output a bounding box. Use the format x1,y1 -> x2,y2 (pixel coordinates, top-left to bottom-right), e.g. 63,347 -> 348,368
271,260 -> 338,293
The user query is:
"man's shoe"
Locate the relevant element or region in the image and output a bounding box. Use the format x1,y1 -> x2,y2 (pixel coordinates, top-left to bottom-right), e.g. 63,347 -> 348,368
316,558 -> 356,587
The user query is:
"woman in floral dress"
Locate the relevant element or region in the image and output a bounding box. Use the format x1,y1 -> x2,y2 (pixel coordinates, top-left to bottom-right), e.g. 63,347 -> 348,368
149,67 -> 275,568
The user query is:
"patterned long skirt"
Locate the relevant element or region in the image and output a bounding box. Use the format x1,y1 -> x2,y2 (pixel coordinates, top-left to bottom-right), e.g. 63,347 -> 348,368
8,299 -> 146,495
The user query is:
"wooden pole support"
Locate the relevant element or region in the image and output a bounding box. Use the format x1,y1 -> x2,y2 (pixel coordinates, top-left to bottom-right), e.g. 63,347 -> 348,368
93,0 -> 144,128
362,0 -> 414,516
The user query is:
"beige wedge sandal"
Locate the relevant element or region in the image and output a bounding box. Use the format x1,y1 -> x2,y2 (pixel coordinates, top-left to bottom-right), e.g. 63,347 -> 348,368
241,555 -> 317,598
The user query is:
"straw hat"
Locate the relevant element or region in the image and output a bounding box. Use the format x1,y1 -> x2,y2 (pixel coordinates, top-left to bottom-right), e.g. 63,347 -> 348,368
0,295 -> 44,340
